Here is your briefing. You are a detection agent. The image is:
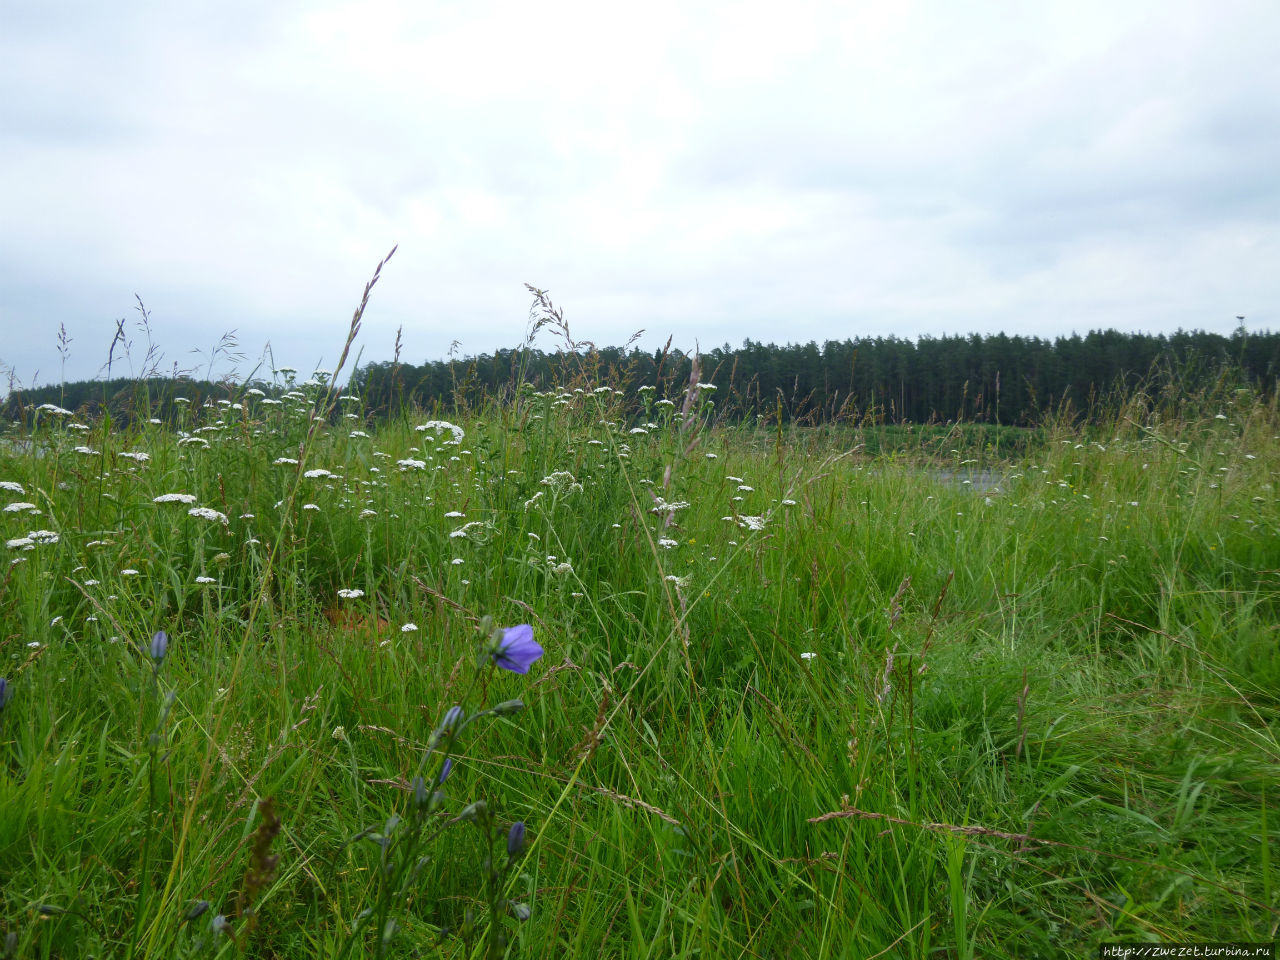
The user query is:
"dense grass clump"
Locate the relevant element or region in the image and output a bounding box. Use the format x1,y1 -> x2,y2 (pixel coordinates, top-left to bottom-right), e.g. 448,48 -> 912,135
1,296 -> 1278,957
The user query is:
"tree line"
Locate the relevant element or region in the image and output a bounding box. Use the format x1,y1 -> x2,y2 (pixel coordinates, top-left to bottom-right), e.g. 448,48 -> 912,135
5,327 -> 1277,428
353,327 -> 1279,425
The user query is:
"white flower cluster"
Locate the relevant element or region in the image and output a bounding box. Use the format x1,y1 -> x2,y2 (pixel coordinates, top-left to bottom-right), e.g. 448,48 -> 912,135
188,507 -> 229,525
415,420 -> 465,443
154,493 -> 197,504
6,529 -> 60,552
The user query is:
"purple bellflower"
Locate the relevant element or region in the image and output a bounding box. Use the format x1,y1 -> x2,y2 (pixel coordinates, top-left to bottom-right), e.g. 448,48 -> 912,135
507,821 -> 526,857
492,624 -> 543,675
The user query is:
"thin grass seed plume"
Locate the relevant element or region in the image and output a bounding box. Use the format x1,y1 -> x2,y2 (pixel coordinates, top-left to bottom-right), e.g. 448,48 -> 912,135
1,274 -> 1278,957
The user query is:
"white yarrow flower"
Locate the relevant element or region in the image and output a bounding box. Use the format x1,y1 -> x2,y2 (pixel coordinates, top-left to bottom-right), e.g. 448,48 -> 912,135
337,588 -> 364,599
154,493 -> 197,504
187,507 -> 229,524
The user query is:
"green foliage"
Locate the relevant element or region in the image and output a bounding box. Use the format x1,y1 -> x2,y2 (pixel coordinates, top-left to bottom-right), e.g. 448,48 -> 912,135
1,317 -> 1278,957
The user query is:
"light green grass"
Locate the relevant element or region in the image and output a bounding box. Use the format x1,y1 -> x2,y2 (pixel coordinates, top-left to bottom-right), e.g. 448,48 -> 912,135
1,327 -> 1278,958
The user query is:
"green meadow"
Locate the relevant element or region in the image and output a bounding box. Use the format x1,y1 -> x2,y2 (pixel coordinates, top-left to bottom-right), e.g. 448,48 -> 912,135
1,303 -> 1278,958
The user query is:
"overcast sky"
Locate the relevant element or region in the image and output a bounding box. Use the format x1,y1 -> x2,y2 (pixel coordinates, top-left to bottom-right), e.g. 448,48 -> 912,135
2,0 -> 1276,387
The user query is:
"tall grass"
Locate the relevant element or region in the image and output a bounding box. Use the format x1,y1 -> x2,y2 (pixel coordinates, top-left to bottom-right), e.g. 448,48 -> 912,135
1,281 -> 1278,957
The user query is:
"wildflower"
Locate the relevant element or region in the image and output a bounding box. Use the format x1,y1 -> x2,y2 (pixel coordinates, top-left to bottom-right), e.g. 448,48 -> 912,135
401,623 -> 418,633
440,706 -> 465,733
396,458 -> 427,470
177,437 -> 209,448
415,420 -> 465,443
800,652 -> 817,661
273,457 -> 299,465
28,530 -> 60,545
195,576 -> 216,584
457,800 -> 487,823
36,403 -> 72,415
657,538 -> 679,549
0,677 -> 11,710
119,451 -> 151,462
302,503 -> 320,511
737,484 -> 754,492
507,821 -> 526,857
332,726 -> 348,742
188,507 -> 229,525
3,502 -> 39,513
738,516 -> 766,531
122,569 -> 140,576
444,510 -> 465,518
0,481 -> 25,494
303,468 -> 336,479
492,624 -> 543,675
337,588 -> 364,599
149,630 -> 169,663
650,499 -> 690,513
451,557 -> 464,565
359,509 -> 377,519
154,493 -> 197,504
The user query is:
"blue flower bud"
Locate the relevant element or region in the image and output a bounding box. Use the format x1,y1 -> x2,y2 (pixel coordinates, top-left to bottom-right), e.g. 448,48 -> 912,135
439,705 -> 464,733
437,757 -> 453,784
457,800 -> 486,823
411,776 -> 427,807
507,821 -> 526,857
149,630 -> 169,663
184,900 -> 210,922
0,677 -> 11,711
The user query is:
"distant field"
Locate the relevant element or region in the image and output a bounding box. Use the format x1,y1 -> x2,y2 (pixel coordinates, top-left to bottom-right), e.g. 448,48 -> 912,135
1,355 -> 1277,958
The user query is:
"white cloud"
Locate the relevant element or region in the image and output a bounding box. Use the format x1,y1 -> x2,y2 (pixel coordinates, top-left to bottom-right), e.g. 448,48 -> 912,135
1,0 -> 1276,386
